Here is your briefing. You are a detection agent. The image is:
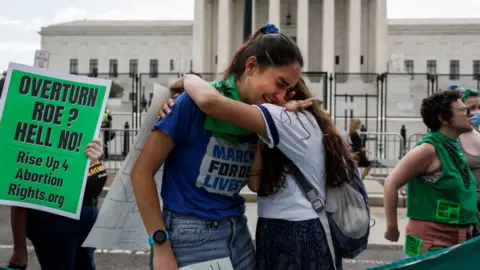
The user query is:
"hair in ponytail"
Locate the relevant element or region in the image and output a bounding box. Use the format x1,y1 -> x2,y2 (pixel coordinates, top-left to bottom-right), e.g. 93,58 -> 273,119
223,24 -> 303,80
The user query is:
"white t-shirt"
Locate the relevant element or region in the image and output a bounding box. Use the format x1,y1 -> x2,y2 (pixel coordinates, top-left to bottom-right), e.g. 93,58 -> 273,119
254,103 -> 326,221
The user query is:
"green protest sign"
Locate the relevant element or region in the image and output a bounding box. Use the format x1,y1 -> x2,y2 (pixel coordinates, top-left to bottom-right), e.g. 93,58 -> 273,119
368,236 -> 480,269
0,63 -> 111,219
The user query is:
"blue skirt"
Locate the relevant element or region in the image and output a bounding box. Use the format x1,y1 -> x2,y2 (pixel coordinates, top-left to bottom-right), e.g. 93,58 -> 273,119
255,217 -> 343,270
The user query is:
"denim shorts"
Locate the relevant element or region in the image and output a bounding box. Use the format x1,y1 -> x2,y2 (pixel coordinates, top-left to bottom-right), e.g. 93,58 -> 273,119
150,210 -> 256,270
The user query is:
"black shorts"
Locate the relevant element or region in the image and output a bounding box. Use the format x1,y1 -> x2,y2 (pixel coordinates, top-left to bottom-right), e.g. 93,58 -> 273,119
357,152 -> 372,167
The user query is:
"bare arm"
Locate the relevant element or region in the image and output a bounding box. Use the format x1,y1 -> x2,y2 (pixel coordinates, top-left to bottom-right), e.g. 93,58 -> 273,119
182,75 -> 268,138
248,143 -> 263,193
384,143 -> 436,229
131,131 -> 176,266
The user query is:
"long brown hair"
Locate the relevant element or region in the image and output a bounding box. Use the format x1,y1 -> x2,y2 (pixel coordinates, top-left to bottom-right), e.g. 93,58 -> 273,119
257,78 -> 356,196
223,25 -> 303,80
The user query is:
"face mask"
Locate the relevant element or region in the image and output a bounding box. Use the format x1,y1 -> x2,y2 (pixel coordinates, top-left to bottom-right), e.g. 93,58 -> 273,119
472,111 -> 480,128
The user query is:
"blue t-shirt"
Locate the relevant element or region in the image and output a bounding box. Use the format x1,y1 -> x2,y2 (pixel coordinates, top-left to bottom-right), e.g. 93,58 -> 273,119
153,93 -> 257,221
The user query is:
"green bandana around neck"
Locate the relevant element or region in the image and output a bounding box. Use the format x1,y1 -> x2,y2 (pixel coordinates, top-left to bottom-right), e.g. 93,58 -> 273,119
429,131 -> 473,188
204,76 -> 252,144
429,130 -> 460,150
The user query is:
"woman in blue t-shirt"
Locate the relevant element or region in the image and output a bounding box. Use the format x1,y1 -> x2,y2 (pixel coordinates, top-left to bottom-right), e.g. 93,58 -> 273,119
172,75 -> 355,270
132,24 -> 304,270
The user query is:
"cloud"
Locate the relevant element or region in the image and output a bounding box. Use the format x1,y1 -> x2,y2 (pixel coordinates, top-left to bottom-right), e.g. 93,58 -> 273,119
0,42 -> 39,71
0,42 -> 39,54
44,1 -> 194,23
24,18 -> 47,31
89,3 -> 194,20
51,6 -> 88,23
0,7 -> 88,32
0,15 -> 44,31
0,16 -> 21,26
387,0 -> 480,18
11,2 -> 194,33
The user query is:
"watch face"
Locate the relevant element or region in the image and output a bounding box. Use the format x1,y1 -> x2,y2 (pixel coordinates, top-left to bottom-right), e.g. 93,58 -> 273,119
153,230 -> 167,244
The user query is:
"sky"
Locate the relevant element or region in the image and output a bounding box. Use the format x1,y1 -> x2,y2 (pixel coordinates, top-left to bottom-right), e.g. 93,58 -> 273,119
0,0 -> 480,72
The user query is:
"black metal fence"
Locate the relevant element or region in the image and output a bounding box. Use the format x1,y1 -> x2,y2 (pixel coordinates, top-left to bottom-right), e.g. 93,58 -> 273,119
80,71 -> 183,130
87,70 -> 480,175
162,72 -> 330,110
82,70 -> 479,137
303,72 -> 329,110
435,73 -> 480,90
78,72 -> 135,102
134,72 -> 182,128
332,73 -> 383,132
191,72 -> 220,82
383,73 -> 435,119
324,72 -> 480,135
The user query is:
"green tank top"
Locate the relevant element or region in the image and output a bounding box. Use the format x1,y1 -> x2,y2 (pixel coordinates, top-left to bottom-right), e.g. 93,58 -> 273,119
406,131 -> 478,224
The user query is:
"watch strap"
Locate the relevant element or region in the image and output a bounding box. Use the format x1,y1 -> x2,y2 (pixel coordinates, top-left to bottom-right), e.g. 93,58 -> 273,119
148,236 -> 155,246
148,229 -> 170,246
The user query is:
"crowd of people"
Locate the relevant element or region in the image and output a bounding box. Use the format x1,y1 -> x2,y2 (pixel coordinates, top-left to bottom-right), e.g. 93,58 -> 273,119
2,23 -> 480,270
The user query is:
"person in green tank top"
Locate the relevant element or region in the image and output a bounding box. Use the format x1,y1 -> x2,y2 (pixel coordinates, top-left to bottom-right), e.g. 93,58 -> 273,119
384,90 -> 478,257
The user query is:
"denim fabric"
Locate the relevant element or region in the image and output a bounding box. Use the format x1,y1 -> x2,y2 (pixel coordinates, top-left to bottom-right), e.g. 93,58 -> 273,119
150,210 -> 256,270
26,206 -> 98,270
256,217 -> 343,270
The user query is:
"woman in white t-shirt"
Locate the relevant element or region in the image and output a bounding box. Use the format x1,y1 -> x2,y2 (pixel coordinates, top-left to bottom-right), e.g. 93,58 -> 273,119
169,75 -> 355,270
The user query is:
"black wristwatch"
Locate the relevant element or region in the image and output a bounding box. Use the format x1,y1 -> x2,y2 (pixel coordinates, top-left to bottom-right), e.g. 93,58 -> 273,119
148,229 -> 170,246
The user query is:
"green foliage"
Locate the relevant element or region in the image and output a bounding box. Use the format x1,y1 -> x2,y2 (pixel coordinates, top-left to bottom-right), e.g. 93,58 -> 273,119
109,82 -> 124,98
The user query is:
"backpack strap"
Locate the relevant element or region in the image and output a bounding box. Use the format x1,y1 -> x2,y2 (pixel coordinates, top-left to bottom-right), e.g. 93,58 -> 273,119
284,158 -> 337,270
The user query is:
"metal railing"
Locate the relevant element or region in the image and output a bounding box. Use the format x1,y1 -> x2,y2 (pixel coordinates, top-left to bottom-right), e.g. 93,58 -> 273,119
342,132 -> 404,180
81,70 -> 465,137
407,133 -> 427,150
101,127 -> 137,173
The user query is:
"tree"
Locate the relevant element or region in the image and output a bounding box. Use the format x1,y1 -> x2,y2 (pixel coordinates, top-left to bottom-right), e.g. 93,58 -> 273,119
109,82 -> 124,98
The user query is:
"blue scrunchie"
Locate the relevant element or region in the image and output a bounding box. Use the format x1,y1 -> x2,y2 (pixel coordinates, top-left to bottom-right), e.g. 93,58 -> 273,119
447,84 -> 459,90
446,84 -> 465,95
264,24 -> 279,34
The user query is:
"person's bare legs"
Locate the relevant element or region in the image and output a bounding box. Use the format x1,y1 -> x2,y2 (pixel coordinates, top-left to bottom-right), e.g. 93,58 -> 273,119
361,165 -> 372,180
9,207 -> 28,268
